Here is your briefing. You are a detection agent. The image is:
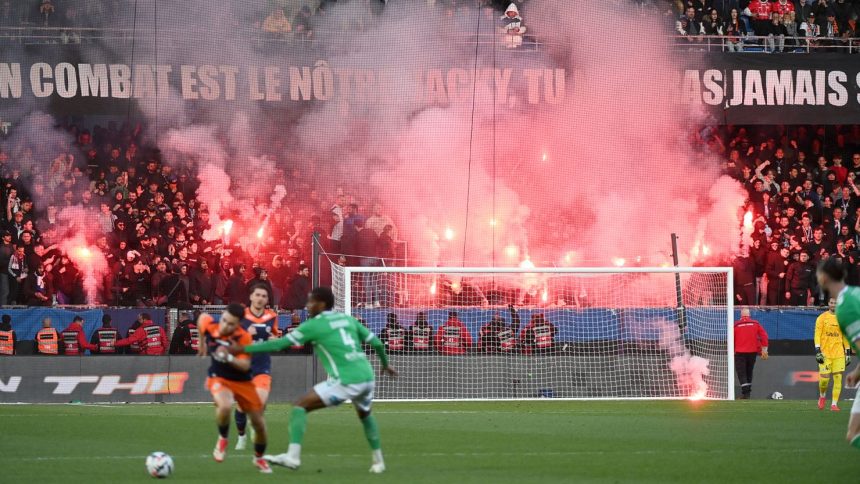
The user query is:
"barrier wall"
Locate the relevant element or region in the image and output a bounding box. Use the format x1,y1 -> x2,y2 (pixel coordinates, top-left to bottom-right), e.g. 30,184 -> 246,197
0,356 -> 317,404
356,307 -> 823,341
1,306 -> 823,348
2,308 -> 169,340
0,354 -> 842,402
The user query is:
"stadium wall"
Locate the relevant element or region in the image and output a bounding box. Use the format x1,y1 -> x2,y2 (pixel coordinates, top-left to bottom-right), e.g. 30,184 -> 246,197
0,307 -> 824,342
0,355 -> 845,402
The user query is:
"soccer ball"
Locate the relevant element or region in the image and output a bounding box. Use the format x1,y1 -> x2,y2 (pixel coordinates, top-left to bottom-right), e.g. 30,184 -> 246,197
145,452 -> 174,478
770,392 -> 784,400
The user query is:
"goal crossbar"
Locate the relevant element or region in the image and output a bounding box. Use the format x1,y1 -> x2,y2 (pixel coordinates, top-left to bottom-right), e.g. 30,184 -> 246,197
345,266 -> 732,274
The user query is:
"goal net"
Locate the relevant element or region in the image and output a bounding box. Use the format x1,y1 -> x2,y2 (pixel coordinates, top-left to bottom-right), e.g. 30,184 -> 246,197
331,265 -> 733,401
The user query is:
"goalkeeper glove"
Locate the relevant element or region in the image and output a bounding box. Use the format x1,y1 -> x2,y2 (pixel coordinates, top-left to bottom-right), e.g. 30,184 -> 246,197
847,350 -> 852,366
815,349 -> 825,364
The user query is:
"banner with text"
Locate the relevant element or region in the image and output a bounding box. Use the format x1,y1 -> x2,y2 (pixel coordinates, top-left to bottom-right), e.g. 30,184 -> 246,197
1,54 -> 858,123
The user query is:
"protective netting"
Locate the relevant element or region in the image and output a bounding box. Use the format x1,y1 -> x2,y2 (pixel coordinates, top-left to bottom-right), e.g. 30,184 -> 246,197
332,265 -> 731,400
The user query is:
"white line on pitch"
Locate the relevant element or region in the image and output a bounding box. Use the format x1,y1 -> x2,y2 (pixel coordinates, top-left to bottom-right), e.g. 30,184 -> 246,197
4,447 -> 834,463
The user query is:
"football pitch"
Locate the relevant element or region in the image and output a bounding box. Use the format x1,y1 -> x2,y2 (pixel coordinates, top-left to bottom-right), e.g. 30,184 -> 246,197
0,401 -> 856,483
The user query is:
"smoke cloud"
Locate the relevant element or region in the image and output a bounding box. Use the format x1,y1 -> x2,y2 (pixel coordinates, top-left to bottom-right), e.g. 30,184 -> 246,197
0,0 -> 748,306
656,318 -> 711,399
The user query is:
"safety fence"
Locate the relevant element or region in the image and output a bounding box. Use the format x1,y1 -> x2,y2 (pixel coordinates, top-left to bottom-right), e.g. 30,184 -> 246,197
669,34 -> 860,53
0,305 -> 828,345
2,27 -> 858,53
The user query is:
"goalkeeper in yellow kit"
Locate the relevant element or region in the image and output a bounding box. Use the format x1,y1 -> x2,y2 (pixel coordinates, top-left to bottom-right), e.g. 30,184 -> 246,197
815,297 -> 852,411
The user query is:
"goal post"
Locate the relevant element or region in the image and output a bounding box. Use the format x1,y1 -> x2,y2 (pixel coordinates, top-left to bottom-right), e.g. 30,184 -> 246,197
331,265 -> 734,401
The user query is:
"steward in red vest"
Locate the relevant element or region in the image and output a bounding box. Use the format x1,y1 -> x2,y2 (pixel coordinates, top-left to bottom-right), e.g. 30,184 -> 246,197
115,313 -> 168,355
434,311 -> 473,355
519,313 -> 556,355
61,316 -> 97,356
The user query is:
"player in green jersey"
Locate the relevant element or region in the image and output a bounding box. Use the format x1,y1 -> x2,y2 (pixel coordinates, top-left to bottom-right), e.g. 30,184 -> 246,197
228,286 -> 397,473
816,257 -> 860,448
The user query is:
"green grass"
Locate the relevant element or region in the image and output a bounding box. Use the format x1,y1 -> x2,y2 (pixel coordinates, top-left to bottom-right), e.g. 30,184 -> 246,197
0,401 -> 856,483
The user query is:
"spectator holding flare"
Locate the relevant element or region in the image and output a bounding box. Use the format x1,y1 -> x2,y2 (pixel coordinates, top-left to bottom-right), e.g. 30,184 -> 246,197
815,297 -> 852,411
435,311 -> 473,355
733,308 -> 769,399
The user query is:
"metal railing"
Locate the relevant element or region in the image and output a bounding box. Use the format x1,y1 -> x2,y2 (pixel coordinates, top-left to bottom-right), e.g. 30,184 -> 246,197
2,26 -> 855,53
670,34 -> 860,53
0,26 -> 554,50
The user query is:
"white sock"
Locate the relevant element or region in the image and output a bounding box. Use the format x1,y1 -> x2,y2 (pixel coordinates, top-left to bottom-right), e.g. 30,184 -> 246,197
287,444 -> 302,460
372,449 -> 384,464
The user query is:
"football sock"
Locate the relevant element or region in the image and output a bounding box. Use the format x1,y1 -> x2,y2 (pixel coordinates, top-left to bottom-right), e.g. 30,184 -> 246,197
832,373 -> 842,404
289,407 -> 307,445
819,376 -> 829,397
254,442 -> 266,458
218,424 -> 229,439
361,414 -> 382,451
235,410 -> 247,436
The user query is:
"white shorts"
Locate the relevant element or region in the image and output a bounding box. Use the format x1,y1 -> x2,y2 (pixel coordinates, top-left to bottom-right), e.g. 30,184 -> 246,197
313,379 -> 375,412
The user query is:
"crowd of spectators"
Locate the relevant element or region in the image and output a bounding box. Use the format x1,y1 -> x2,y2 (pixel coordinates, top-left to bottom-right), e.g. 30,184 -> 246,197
0,0 -> 533,47
4,1 -> 858,52
672,0 -> 860,51
704,124 -> 860,305
0,115 -> 412,309
1,119 -> 855,310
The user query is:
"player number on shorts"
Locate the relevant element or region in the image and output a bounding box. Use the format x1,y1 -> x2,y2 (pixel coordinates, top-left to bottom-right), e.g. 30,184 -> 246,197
339,328 -> 357,351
